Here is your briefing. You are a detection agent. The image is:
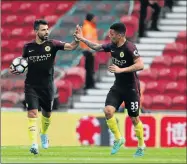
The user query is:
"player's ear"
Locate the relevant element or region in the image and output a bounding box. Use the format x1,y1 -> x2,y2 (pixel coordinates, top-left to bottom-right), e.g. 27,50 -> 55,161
119,33 -> 123,38
34,30 -> 38,34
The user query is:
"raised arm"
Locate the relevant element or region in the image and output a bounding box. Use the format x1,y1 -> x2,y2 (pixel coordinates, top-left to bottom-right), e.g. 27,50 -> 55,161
79,37 -> 103,51
73,24 -> 104,51
62,25 -> 80,51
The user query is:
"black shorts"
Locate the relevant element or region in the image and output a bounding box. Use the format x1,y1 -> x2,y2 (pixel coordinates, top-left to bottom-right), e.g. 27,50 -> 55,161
24,84 -> 54,112
105,85 -> 140,117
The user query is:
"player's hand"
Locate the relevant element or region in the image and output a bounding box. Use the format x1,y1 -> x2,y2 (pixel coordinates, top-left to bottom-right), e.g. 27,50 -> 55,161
73,24 -> 83,41
9,65 -> 20,75
108,64 -> 123,73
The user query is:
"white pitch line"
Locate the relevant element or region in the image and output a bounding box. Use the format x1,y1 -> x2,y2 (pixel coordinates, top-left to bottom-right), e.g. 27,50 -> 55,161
3,157 -> 186,162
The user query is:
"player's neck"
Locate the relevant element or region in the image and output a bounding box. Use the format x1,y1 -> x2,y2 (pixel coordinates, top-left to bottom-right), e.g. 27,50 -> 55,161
117,38 -> 126,47
35,38 -> 45,45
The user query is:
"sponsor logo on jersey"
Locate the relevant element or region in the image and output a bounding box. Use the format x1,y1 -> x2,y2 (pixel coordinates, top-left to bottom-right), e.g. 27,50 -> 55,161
45,46 -> 51,52
111,57 -> 126,66
29,54 -> 51,62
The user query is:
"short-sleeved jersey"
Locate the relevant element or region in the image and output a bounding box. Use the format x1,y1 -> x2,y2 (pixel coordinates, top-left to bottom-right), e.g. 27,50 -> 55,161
102,40 -> 140,90
22,39 -> 65,87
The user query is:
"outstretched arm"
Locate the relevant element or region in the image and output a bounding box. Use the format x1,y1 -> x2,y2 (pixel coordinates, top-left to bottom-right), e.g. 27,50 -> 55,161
64,39 -> 79,51
79,37 -> 104,51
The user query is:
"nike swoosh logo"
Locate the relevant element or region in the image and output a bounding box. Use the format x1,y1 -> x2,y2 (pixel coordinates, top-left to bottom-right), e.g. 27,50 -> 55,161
111,50 -> 115,52
29,50 -> 34,52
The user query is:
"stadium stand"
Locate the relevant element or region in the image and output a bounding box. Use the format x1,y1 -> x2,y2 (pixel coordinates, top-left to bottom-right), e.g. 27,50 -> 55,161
144,81 -> 165,97
151,95 -> 172,110
55,79 -> 73,104
1,91 -> 20,107
151,56 -> 172,70
1,0 -> 76,69
171,95 -> 186,110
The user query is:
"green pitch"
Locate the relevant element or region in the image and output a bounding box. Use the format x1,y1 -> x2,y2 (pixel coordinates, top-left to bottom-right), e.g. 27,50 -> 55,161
1,146 -> 186,163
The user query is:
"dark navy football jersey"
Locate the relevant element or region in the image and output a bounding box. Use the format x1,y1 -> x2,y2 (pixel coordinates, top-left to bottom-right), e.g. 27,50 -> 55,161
102,40 -> 140,90
22,40 -> 65,87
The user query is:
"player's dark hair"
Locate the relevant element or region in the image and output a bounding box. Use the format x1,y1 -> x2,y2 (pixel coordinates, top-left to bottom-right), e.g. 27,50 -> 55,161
110,22 -> 126,34
34,19 -> 48,30
86,13 -> 95,21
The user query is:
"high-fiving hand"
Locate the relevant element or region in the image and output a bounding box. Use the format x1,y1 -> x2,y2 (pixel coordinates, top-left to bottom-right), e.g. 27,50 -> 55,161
73,24 -> 83,41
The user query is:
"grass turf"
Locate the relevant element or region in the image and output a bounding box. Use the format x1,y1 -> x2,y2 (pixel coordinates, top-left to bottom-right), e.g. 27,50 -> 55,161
1,146 -> 186,163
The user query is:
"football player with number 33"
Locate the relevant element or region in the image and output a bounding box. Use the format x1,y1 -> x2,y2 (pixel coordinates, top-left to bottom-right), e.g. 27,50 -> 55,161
74,23 -> 145,157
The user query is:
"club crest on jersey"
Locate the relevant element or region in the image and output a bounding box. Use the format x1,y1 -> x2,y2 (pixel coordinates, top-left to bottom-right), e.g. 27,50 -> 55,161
45,46 -> 51,52
120,52 -> 124,58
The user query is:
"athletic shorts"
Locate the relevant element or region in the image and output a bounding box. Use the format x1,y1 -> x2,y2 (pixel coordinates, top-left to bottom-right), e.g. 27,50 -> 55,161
24,84 -> 54,112
105,85 -> 140,117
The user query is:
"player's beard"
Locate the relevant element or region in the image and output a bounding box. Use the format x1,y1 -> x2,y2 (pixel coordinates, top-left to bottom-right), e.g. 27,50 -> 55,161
111,40 -> 117,45
111,38 -> 117,44
38,33 -> 48,41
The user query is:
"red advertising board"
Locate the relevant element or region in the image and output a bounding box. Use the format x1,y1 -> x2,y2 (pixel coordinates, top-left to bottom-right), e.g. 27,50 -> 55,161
125,116 -> 156,147
161,116 -> 187,147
